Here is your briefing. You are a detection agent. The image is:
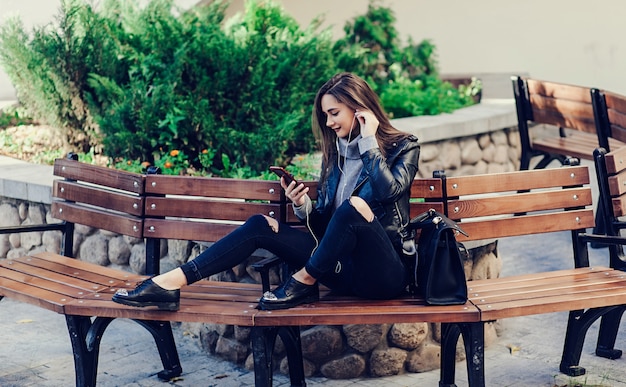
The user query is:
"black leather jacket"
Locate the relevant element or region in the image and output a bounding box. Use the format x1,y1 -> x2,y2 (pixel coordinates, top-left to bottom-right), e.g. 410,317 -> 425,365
304,135 -> 420,254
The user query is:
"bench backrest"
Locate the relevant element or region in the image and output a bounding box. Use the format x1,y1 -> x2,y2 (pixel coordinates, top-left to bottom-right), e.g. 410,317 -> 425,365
443,164 -> 595,267
595,90 -> 626,145
512,76 -> 602,169
142,173 -> 447,273
142,174 -> 286,273
51,156 -> 145,256
143,174 -> 283,239
593,145 -> 626,270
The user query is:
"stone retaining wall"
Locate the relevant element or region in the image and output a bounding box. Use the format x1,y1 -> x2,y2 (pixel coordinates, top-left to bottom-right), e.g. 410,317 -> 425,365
0,125 -> 521,379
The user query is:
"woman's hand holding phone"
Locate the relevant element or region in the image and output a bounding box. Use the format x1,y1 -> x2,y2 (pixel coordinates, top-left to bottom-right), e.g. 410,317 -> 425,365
269,166 -> 308,206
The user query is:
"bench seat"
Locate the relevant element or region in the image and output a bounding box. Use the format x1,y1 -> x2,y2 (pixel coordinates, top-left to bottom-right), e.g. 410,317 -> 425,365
530,130 -> 626,165
0,252 -> 481,326
4,250 -> 626,386
468,267 -> 626,320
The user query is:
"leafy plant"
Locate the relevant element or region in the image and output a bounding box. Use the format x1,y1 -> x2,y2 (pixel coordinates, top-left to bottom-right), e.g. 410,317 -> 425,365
85,0 -> 336,176
0,105 -> 34,129
334,2 -> 479,118
0,0 -> 480,175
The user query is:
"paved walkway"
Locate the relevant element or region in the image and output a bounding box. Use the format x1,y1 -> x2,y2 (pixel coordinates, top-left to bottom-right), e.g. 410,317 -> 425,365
1,153 -> 626,386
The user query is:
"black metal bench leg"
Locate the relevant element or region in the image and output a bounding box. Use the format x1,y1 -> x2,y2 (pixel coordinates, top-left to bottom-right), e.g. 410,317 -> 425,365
278,326 -> 306,387
133,320 -> 183,380
595,306 -> 626,360
440,322 -> 485,387
440,322 -> 460,387
65,315 -> 114,387
559,307 -> 617,376
460,322 -> 485,387
251,326 -> 279,387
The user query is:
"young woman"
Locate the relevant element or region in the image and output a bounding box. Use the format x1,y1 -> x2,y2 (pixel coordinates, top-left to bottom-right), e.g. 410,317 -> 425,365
112,72 -> 420,311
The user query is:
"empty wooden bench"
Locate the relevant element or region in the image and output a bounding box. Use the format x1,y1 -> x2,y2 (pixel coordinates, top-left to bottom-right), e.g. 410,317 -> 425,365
511,75 -> 626,170
590,144 -> 626,364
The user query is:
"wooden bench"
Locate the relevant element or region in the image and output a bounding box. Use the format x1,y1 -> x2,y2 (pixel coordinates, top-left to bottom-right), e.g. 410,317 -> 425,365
511,75 -> 626,170
2,157 -> 626,386
590,141 -> 626,365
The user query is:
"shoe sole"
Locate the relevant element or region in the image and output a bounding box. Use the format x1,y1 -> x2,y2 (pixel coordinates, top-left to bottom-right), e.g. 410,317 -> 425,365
112,296 -> 179,311
257,294 -> 319,311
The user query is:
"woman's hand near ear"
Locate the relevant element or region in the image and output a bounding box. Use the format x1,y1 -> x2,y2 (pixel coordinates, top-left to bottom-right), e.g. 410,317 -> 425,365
355,110 -> 379,138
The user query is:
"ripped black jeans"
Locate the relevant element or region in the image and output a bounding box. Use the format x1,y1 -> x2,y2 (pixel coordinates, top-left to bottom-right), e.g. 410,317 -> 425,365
180,200 -> 407,299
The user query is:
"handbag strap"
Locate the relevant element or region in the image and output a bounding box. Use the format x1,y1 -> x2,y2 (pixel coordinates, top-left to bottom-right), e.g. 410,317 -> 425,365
409,208 -> 469,237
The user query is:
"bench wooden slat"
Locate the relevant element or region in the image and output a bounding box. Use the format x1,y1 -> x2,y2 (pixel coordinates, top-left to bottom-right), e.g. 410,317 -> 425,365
252,301 -> 480,326
54,158 -> 145,194
0,276 -> 70,313
54,180 -> 144,217
51,201 -> 143,238
608,170 -> 626,197
254,303 -> 480,325
529,94 -> 595,118
531,134 -> 625,161
605,145 -> 626,175
145,196 -> 280,221
478,290 -> 626,321
473,278 -> 626,310
609,124 -> 626,144
605,91 -> 626,143
410,178 -> 444,198
470,269 -> 624,301
143,218 -> 238,242
145,175 -> 282,201
19,254 -> 137,288
445,166 -> 589,196
468,267 -> 611,292
0,260 -> 111,295
608,109 -> 626,129
63,297 -> 259,326
448,188 -> 592,218
31,252 -> 140,280
533,131 -> 623,149
530,109 -> 596,134
455,209 -> 594,242
469,267 -> 626,319
527,78 -> 593,102
608,171 -> 626,197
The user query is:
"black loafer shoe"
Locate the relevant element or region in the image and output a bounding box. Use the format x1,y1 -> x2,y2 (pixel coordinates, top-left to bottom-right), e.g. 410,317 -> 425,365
112,278 -> 180,311
258,276 -> 319,310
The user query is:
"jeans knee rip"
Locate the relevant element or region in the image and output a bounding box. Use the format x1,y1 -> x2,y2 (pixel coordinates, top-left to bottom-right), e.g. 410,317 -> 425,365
263,215 -> 279,233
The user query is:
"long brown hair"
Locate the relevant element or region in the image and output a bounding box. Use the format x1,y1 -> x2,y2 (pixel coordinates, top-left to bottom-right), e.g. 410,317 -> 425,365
312,72 -> 411,178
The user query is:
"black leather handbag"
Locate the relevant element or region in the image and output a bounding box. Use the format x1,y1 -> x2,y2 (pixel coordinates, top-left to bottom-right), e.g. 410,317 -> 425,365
408,209 -> 469,305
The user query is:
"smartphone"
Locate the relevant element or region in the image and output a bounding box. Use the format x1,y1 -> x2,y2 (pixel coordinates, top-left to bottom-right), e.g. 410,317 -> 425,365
269,166 -> 298,185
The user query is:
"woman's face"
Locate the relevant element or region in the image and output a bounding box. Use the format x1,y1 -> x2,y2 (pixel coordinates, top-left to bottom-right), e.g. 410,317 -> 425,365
321,94 -> 358,139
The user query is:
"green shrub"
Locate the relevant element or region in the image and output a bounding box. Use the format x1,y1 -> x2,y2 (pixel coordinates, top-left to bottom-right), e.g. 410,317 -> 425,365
0,105 -> 34,129
0,0 -> 478,175
334,2 -> 478,118
0,0 -> 116,152
0,0 -> 336,175
89,0 -> 338,176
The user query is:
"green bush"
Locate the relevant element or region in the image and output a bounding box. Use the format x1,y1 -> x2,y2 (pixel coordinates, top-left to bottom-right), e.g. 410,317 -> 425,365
0,0 -> 478,175
0,0 -> 110,152
334,2 -> 478,118
88,0 -> 338,176
0,0 -> 336,176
